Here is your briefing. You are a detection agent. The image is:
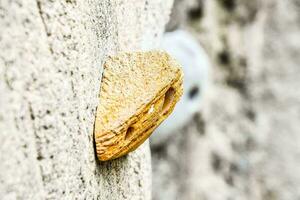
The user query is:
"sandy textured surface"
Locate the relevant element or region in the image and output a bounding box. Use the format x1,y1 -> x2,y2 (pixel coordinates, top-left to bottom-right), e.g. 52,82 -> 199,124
95,51 -> 183,161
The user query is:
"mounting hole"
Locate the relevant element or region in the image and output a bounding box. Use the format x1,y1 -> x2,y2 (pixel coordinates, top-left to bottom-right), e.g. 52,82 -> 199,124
161,87 -> 175,114
125,126 -> 135,140
188,86 -> 200,99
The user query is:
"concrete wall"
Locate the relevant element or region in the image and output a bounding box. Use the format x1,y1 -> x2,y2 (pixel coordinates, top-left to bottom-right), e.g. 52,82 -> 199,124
0,0 -> 173,199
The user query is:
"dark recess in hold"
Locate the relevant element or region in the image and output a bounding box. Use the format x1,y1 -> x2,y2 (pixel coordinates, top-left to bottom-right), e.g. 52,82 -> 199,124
161,87 -> 175,114
189,86 -> 200,99
125,126 -> 135,140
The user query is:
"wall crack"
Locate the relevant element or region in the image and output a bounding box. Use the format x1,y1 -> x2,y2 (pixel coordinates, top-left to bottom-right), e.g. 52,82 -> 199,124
36,0 -> 54,54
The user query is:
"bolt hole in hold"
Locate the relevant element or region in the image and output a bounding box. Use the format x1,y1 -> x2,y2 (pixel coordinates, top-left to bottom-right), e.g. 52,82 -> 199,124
161,87 -> 175,114
188,86 -> 200,99
125,126 -> 135,140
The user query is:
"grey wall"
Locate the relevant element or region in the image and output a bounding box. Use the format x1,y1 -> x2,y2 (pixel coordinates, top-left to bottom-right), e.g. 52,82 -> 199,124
0,0 -> 173,199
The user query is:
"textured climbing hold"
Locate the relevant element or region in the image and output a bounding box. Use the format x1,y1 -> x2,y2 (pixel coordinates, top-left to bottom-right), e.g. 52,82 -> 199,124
94,51 -> 183,161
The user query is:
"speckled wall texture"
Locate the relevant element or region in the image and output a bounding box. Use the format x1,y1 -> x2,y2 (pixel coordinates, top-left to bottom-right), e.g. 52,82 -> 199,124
0,0 -> 173,199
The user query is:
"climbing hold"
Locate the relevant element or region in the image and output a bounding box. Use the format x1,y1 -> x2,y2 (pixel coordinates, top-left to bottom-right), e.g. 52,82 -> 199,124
94,51 -> 183,161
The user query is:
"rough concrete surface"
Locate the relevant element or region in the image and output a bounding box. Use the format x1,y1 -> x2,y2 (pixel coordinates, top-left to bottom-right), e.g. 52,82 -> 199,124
0,0 -> 173,199
152,0 -> 300,200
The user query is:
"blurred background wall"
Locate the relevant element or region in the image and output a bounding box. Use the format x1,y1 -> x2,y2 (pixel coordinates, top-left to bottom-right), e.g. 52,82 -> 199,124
151,0 -> 300,199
